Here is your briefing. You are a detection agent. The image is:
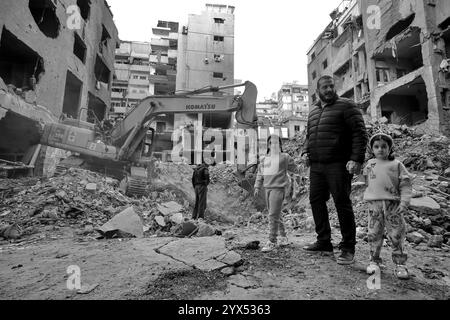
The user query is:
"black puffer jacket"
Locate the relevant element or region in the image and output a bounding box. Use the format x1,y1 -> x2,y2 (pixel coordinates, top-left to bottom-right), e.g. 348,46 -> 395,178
306,97 -> 367,164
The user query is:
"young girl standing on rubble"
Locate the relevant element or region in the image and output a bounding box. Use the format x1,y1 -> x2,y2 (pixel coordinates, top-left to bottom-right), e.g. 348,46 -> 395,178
362,133 -> 412,279
254,135 -> 297,252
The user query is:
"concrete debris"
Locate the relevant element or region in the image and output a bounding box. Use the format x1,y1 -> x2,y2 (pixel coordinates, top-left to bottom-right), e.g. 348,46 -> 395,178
85,183 -> 97,192
410,197 -> 441,212
428,235 -> 444,248
406,232 -> 425,244
197,222 -> 216,237
157,201 -> 183,216
158,236 -> 241,271
77,283 -> 99,294
154,216 -> 166,227
96,207 -> 144,238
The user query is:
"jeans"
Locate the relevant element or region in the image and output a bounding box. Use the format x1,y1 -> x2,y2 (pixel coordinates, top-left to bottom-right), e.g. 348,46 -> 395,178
309,162 -> 356,252
193,185 -> 207,219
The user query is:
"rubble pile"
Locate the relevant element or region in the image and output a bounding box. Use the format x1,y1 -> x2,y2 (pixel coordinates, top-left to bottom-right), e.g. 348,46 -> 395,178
0,167 -> 191,240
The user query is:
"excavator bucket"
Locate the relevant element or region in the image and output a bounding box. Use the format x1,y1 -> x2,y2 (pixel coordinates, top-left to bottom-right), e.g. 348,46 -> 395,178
235,81 -> 258,129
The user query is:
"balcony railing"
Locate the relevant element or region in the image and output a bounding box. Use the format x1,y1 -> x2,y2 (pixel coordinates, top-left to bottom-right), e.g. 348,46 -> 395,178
150,54 -> 169,64
130,64 -> 150,72
149,74 -> 170,83
151,38 -> 169,47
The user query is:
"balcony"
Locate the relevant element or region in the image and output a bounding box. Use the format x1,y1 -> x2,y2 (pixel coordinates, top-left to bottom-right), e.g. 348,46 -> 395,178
151,38 -> 169,49
168,49 -> 178,59
112,107 -> 127,114
168,32 -> 178,40
130,64 -> 150,72
332,43 -> 351,74
150,54 -> 169,64
152,27 -> 170,36
149,74 -> 170,83
111,91 -> 124,99
129,78 -> 149,86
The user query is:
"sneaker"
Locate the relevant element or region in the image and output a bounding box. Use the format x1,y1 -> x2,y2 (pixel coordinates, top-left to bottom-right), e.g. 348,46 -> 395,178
278,236 -> 290,247
395,265 -> 410,280
261,241 -> 277,252
337,250 -> 355,265
303,242 -> 333,252
366,261 -> 380,275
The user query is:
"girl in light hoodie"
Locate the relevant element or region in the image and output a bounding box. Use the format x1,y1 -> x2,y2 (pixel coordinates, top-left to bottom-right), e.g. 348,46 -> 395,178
254,135 -> 298,252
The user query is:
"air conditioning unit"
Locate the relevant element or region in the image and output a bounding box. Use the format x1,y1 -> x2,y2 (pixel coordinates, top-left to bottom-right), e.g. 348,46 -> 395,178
182,26 -> 188,35
204,58 -> 209,64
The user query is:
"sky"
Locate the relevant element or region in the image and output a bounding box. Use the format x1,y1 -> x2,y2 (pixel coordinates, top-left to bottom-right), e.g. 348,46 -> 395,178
106,0 -> 341,101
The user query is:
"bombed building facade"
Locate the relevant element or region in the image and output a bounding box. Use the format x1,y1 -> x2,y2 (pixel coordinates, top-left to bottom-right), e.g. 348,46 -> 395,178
0,0 -> 118,173
307,0 -> 450,136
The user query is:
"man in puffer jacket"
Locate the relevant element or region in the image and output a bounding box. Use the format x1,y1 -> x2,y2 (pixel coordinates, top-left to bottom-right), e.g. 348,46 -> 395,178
303,75 -> 368,265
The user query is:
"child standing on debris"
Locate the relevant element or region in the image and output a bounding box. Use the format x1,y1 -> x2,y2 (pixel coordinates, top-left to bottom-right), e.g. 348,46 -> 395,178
362,133 -> 412,279
192,162 -> 210,220
254,135 -> 297,252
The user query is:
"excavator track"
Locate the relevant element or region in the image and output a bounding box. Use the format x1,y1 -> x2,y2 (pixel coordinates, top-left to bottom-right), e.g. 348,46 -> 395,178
126,177 -> 147,197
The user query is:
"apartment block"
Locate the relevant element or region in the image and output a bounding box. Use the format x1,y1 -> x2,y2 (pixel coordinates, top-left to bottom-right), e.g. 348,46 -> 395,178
0,0 -> 118,171
277,82 -> 309,121
110,41 -> 151,120
175,3 -> 235,130
307,0 -> 450,136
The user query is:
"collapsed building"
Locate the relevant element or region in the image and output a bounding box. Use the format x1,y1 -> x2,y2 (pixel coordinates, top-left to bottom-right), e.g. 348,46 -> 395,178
307,0 -> 450,136
0,0 -> 119,176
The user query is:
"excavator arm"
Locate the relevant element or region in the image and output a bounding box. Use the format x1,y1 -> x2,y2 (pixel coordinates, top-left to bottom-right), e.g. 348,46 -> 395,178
40,81 -> 257,163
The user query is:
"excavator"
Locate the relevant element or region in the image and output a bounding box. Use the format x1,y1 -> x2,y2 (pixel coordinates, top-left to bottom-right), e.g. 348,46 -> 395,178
39,81 -> 258,197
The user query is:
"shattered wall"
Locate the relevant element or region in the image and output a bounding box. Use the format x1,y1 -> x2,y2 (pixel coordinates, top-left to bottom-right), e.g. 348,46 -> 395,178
0,0 -> 119,168
0,0 -> 118,120
361,0 -> 448,135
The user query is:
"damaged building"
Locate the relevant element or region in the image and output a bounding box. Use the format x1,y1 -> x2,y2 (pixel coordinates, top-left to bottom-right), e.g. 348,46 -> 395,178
307,0 -> 450,136
0,0 -> 119,176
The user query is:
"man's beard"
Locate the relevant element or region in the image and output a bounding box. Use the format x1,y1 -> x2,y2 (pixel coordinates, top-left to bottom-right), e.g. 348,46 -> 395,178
319,91 -> 338,103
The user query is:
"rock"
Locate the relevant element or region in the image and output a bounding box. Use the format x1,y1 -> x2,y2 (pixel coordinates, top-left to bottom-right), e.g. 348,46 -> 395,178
305,216 -> 315,233
444,167 -> 450,177
423,218 -> 432,227
428,235 -> 444,248
96,207 -> 143,238
406,232 -> 425,244
223,230 -> 236,240
410,197 -> 440,212
197,222 -> 216,237
85,183 -> 97,192
154,216 -> 166,227
157,201 -> 183,216
431,226 -> 445,235
221,267 -> 235,276
158,237 -> 231,271
0,224 -> 21,240
170,212 -> 184,225
356,227 -> 367,239
216,251 -> 242,266
416,229 -> 431,239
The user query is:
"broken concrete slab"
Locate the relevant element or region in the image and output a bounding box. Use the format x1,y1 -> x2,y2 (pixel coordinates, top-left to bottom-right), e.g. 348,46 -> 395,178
410,197 -> 441,212
406,231 -> 425,244
157,201 -> 183,216
155,216 -> 166,227
170,212 -> 184,225
216,251 -> 242,266
97,207 -> 143,238
158,236 -> 240,271
197,222 -> 216,237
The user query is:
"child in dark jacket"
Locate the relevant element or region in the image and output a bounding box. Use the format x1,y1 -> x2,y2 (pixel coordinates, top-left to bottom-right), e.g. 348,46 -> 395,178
192,163 -> 210,220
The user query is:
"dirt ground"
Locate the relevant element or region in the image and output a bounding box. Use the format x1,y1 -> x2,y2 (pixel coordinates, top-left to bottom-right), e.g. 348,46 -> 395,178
1,164 -> 449,300
1,222 -> 449,300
